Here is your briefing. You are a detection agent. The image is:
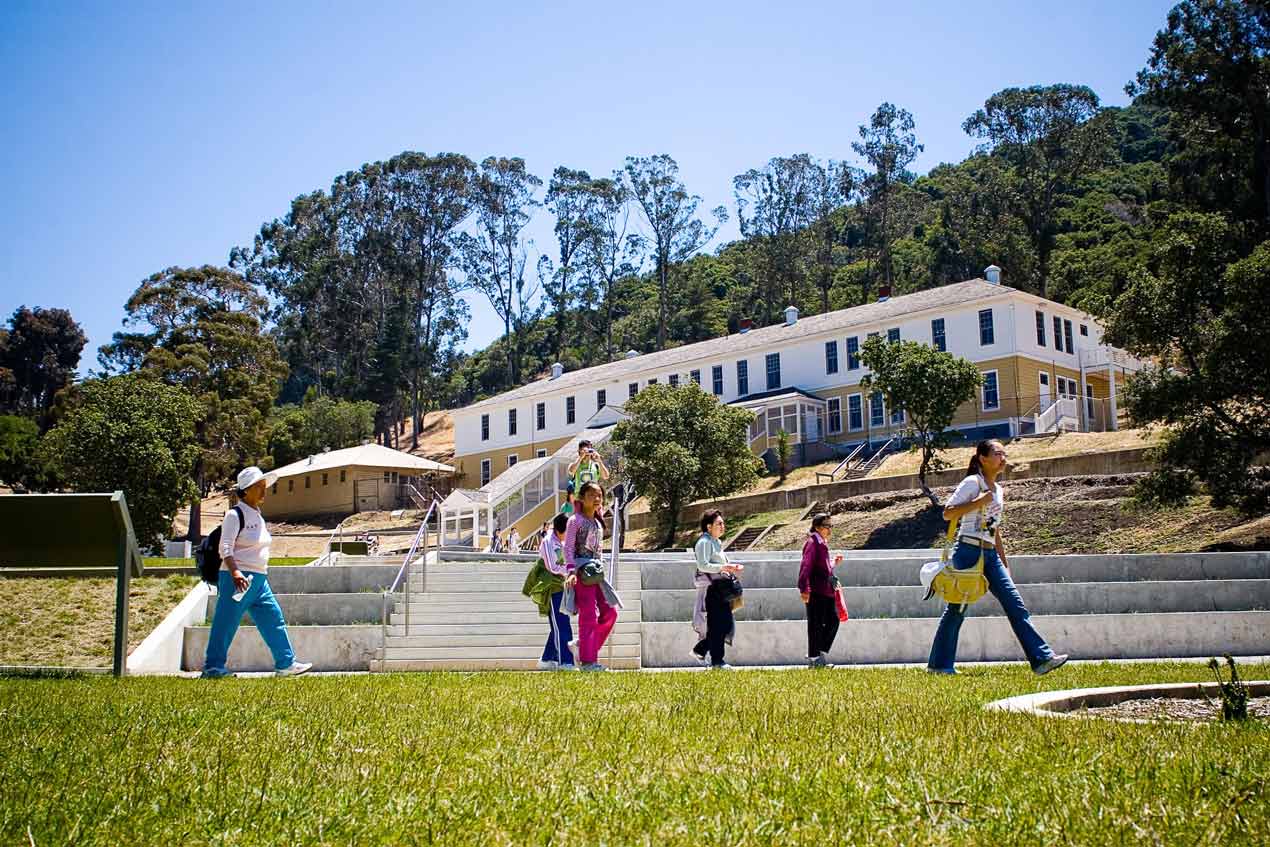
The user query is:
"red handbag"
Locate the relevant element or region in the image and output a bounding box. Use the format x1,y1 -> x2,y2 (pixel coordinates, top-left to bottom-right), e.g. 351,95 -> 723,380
834,587 -> 849,622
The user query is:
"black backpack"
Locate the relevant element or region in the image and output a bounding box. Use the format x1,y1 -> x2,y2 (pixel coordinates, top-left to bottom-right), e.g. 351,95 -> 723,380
196,506 -> 242,584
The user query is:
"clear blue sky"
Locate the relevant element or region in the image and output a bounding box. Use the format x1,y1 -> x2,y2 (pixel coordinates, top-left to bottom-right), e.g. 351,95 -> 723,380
0,0 -> 1175,370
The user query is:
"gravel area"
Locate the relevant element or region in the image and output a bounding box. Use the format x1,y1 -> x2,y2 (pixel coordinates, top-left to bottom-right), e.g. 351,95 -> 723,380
1081,695 -> 1270,722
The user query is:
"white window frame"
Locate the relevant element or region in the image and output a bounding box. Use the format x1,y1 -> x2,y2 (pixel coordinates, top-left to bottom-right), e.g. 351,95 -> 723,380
566,396 -> 576,425
711,365 -> 724,396
536,401 -> 546,430
931,318 -> 946,352
596,389 -> 606,410
536,449 -> 547,459
508,408 -> 517,437
669,374 -> 679,387
1035,310 -> 1046,347
507,454 -> 518,468
690,369 -> 701,385
982,369 -> 1000,411
827,397 -> 842,434
978,309 -> 995,346
765,352 -> 781,391
846,336 -> 860,370
480,414 -> 490,441
869,392 -> 886,428
480,459 -> 491,486
847,393 -> 864,431
825,340 -> 839,375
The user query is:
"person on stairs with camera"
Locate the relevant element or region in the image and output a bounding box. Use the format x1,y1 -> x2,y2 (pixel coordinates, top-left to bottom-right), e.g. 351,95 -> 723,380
925,439 -> 1067,677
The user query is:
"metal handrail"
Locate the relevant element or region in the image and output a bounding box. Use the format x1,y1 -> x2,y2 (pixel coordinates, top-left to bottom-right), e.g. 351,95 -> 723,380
380,497 -> 441,652
816,442 -> 866,483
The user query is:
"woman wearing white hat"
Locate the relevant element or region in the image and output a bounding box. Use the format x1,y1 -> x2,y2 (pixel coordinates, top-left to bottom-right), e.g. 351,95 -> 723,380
201,466 -> 312,678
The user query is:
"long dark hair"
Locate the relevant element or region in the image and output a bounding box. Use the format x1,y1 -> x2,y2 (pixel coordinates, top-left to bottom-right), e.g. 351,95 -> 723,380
967,439 -> 1002,477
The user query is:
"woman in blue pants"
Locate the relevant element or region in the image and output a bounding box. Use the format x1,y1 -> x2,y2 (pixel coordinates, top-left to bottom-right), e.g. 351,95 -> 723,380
537,513 -> 576,670
927,440 -> 1068,676
202,466 -> 312,678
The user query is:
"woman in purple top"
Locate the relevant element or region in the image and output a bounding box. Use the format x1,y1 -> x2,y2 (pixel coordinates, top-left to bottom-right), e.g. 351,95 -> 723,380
798,512 -> 843,668
564,482 -> 616,672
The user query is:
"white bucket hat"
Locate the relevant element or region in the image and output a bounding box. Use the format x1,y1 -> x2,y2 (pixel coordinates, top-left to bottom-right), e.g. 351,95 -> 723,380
919,559 -> 944,601
235,466 -> 277,492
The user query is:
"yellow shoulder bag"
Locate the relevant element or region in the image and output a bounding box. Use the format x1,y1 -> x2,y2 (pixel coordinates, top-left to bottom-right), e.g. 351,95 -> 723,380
931,515 -> 989,606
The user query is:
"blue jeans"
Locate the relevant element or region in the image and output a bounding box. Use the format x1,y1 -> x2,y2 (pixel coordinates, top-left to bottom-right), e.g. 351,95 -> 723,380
541,590 -> 575,666
927,543 -> 1055,672
204,570 -> 296,672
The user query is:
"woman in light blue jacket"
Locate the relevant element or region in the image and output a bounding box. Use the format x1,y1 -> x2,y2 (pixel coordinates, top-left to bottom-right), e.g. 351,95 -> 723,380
690,510 -> 744,668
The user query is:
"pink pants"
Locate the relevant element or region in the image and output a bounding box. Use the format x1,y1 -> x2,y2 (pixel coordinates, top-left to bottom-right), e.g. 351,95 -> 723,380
574,581 -> 617,664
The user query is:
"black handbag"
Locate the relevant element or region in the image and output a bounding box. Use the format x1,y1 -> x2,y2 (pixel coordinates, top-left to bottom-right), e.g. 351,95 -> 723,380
576,559 -> 605,586
713,574 -> 743,603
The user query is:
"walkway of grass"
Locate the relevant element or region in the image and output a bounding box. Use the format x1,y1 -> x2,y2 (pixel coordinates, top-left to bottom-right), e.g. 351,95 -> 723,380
1,662 -> 1266,845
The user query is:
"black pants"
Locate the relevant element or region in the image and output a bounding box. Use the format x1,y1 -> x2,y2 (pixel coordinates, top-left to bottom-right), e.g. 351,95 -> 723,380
693,580 -> 735,665
806,593 -> 839,658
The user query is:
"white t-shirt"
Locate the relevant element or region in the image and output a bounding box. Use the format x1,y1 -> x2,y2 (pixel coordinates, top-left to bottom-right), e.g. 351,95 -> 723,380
946,474 -> 1003,544
218,502 -> 272,574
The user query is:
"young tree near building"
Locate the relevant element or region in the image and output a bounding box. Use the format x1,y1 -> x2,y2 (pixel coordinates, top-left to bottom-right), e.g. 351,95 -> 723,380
461,157 -> 544,386
0,415 -> 40,489
612,382 -> 762,549
98,265 -> 288,538
854,103 -> 923,297
859,335 -> 982,504
1105,212 -> 1270,512
625,155 -> 727,350
39,374 -> 201,550
0,306 -> 87,429
962,84 -> 1111,298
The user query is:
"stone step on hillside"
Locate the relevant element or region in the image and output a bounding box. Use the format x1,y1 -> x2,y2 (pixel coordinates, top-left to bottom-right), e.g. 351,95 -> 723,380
640,611 -> 1270,667
640,580 -> 1270,621
637,552 -> 1270,590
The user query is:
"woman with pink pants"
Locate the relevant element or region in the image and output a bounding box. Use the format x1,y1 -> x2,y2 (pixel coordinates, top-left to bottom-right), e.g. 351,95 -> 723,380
564,482 -> 616,672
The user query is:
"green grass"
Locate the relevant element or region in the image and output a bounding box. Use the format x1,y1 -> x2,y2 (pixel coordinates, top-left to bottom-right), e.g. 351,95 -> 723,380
1,663 -> 1267,844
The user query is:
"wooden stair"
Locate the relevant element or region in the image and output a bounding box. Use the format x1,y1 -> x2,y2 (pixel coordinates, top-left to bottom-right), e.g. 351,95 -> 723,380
725,526 -> 764,551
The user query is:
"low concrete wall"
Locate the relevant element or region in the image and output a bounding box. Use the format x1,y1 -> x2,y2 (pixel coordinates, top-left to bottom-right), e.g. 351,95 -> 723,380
641,579 -> 1270,622
206,593 -> 384,627
128,582 -> 210,675
641,610 -> 1270,667
627,447 -> 1155,532
638,552 -> 1270,590
182,625 -> 381,672
264,565 -> 399,594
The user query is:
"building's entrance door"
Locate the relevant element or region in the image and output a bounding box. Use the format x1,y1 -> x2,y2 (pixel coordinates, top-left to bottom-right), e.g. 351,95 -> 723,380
1038,372 -> 1051,410
354,479 -> 379,512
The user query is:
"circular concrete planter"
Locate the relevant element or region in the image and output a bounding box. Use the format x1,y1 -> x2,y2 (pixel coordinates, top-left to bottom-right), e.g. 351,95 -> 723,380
986,680 -> 1270,723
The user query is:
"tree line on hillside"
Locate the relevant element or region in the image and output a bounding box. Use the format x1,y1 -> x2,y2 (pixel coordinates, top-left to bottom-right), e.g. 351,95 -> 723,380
1,0 -> 1266,547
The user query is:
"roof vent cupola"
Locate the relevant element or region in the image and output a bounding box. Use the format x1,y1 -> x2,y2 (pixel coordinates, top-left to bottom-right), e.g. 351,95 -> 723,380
984,264 -> 1002,285
784,306 -> 799,326
550,362 -> 564,379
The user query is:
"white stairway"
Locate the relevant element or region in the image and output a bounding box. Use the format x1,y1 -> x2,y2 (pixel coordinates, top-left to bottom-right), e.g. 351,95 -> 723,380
371,553 -> 643,671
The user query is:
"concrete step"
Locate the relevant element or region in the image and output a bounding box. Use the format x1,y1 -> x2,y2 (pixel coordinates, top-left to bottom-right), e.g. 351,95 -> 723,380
410,577 -> 643,592
381,621 -> 643,638
390,609 -> 642,626
384,631 -> 641,649
640,610 -> 1270,667
639,580 -> 1270,621
371,656 -> 641,672
394,595 -> 643,613
182,625 -> 379,672
637,552 -> 1270,590
381,643 -> 641,661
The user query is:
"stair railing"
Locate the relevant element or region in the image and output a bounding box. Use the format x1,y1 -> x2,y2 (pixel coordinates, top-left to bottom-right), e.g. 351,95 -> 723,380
381,497 -> 440,648
815,442 -> 865,484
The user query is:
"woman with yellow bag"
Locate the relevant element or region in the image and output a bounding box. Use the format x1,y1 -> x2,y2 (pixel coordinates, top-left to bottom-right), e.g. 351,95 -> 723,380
925,439 -> 1068,676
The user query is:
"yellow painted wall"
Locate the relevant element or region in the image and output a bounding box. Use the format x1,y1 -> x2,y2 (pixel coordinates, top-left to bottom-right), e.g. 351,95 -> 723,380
453,435 -> 574,487
511,494 -> 565,540
264,464 -> 437,518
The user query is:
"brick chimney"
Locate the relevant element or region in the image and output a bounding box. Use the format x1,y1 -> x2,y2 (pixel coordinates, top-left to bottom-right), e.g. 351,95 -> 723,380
877,286 -> 892,302
739,318 -> 754,334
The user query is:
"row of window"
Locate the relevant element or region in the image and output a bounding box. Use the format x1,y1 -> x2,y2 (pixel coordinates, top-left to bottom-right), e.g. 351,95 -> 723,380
479,448 -> 549,485
820,370 -> 1001,435
269,468 -> 355,494
1035,310 -> 1086,354
821,312 -> 993,375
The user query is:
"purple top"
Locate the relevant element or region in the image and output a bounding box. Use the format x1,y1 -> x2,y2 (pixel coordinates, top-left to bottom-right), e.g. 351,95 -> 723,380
563,512 -> 603,571
798,532 -> 835,598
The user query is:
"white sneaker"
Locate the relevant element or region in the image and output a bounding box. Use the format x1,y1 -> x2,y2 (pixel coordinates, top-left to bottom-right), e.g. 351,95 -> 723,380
710,662 -> 733,670
688,647 -> 708,666
276,661 -> 313,677
558,663 -> 580,671
1033,654 -> 1069,676
568,639 -> 579,656
536,660 -> 559,671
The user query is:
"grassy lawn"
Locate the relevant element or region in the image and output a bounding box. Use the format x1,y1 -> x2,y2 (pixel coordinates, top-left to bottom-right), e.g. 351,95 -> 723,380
0,664 -> 1266,844
0,574 -> 196,667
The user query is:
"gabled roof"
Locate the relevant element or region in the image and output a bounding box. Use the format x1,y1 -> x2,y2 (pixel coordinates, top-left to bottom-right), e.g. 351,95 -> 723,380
270,443 -> 455,480
464,278 -> 1013,411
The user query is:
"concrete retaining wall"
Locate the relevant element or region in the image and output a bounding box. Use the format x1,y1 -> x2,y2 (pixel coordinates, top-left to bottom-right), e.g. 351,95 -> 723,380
627,447 -> 1154,531
206,593 -> 384,627
264,565 -> 400,594
182,625 -> 381,672
128,582 -> 210,675
641,611 -> 1270,667
641,580 -> 1270,621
